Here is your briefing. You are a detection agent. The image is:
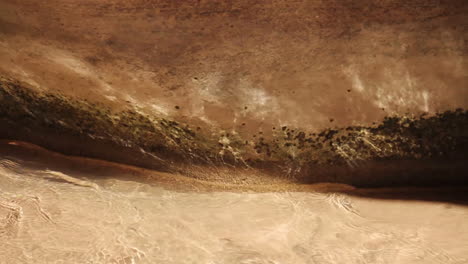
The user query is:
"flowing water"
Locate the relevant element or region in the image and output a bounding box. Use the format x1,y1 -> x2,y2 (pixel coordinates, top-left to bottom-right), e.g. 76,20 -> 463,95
1,142 -> 468,264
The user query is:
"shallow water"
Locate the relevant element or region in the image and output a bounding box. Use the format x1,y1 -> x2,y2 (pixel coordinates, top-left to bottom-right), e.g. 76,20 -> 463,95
1,156 -> 468,264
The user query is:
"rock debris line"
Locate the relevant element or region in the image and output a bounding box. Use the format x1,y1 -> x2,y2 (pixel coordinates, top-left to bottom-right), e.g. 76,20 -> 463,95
1,76 -> 467,187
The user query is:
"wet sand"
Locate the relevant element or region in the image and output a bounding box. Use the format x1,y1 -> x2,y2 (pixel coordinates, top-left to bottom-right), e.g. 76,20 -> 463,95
1,140 -> 468,264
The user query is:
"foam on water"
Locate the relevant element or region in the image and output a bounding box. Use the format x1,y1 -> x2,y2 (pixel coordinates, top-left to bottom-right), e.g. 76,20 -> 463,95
1,158 -> 468,264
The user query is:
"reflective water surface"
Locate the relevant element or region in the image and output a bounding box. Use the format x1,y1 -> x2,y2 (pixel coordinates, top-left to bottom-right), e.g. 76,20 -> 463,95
1,145 -> 468,264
